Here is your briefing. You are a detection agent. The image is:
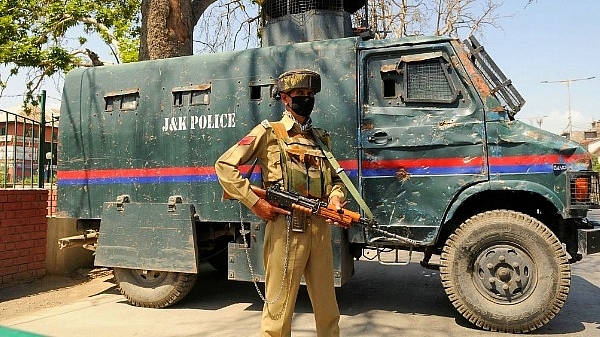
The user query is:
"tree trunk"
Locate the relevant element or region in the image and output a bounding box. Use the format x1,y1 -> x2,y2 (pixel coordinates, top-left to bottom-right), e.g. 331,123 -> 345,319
139,0 -> 195,60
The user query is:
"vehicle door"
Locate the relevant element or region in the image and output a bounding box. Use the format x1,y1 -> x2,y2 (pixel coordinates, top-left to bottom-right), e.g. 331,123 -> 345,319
358,42 -> 488,243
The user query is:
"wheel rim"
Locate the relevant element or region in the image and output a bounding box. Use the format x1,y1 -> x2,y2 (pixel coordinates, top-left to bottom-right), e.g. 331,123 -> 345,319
128,269 -> 169,287
473,244 -> 535,304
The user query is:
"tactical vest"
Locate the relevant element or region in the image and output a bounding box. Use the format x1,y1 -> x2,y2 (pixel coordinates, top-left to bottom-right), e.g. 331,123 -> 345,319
270,122 -> 333,199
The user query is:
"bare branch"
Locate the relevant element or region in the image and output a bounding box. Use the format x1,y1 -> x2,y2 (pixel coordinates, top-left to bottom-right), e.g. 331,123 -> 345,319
191,0 -> 220,23
77,16 -> 122,62
364,0 -> 507,39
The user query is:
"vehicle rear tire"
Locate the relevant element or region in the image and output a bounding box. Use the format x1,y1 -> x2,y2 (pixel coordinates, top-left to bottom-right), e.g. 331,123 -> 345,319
113,268 -> 198,308
439,210 -> 570,333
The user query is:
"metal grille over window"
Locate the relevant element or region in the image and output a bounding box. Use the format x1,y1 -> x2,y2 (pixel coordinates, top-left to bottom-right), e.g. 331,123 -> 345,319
402,58 -> 458,104
262,0 -> 346,20
258,0 -> 366,46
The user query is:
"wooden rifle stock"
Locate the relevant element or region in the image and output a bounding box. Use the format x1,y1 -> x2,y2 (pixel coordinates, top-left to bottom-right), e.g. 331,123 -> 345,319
314,204 -> 361,229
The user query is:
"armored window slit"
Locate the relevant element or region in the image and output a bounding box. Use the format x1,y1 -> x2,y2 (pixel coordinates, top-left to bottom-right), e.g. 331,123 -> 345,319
172,83 -> 212,107
104,97 -> 115,112
249,82 -> 275,101
250,86 -> 261,100
104,89 -> 139,112
120,93 -> 139,110
173,92 -> 184,106
190,89 -> 210,105
383,78 -> 396,98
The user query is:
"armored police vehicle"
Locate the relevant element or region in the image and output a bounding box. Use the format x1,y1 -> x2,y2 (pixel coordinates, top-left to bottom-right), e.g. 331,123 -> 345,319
56,0 -> 600,333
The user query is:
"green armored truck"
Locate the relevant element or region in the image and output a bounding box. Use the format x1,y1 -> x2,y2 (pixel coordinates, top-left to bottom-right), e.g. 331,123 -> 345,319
56,0 -> 600,333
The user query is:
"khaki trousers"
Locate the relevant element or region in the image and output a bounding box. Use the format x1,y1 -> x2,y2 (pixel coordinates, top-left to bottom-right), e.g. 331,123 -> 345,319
260,214 -> 340,337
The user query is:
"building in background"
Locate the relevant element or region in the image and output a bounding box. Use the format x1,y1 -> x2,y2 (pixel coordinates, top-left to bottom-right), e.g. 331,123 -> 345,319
565,121 -> 600,161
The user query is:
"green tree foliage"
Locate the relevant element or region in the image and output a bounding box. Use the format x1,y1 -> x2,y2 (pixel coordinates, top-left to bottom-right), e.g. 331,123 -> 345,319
0,0 -> 140,108
592,155 -> 600,173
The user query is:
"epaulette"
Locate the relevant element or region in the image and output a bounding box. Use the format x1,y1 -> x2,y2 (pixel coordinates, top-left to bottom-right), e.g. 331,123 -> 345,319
312,127 -> 329,138
260,119 -> 272,129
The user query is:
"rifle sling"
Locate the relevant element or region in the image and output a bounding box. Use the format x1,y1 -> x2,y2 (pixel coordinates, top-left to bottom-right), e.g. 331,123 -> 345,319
312,132 -> 375,220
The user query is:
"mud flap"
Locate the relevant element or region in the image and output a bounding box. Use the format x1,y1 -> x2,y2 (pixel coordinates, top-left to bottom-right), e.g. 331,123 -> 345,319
95,202 -> 198,273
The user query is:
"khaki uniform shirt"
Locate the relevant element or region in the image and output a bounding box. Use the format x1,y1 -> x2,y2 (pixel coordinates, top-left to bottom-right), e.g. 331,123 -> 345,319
215,113 -> 346,209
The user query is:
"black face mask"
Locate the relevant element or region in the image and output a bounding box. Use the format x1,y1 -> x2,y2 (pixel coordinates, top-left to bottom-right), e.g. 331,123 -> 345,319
290,96 -> 315,117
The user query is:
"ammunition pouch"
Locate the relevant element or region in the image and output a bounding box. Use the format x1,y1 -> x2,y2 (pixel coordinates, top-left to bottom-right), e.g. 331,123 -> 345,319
270,121 -> 333,199
290,210 -> 309,233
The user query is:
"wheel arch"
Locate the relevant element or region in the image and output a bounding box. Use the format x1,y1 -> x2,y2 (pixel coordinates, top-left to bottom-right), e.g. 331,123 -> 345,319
436,180 -> 565,248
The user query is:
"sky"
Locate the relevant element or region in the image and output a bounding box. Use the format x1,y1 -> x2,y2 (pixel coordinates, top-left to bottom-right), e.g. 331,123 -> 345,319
1,1 -> 599,136
483,1 -> 600,135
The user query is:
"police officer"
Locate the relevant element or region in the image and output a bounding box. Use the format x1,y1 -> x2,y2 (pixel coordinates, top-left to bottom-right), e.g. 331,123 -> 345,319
215,69 -> 346,336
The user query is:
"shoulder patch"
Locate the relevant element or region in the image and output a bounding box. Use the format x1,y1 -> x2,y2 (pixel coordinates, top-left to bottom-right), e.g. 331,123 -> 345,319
260,120 -> 272,129
238,136 -> 256,146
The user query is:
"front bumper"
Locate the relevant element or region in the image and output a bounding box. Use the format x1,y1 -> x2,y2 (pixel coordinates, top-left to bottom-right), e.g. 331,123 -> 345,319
578,225 -> 600,255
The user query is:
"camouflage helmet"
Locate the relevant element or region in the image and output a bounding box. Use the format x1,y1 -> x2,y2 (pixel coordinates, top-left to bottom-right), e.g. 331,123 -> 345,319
276,69 -> 321,94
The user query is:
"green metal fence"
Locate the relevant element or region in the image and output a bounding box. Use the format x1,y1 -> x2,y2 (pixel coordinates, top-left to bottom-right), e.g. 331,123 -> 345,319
0,91 -> 58,189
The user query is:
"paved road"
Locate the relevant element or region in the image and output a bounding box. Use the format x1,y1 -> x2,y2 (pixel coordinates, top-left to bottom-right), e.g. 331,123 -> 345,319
1,250 -> 599,337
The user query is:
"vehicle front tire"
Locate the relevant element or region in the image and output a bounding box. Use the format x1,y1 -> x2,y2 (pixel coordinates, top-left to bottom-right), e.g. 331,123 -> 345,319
439,210 -> 571,333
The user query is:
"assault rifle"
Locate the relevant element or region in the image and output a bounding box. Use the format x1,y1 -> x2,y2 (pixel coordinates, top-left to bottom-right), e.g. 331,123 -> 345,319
252,183 -> 368,229
227,183 -> 421,246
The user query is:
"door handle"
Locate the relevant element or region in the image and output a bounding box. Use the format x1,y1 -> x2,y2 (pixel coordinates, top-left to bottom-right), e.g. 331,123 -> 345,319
367,131 -> 391,145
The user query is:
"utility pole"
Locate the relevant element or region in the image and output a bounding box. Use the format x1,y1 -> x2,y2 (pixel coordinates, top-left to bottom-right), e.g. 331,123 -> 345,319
541,76 -> 595,138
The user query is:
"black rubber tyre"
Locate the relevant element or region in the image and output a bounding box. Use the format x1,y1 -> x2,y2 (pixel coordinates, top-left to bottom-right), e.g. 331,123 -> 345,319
439,210 -> 571,333
113,268 -> 198,308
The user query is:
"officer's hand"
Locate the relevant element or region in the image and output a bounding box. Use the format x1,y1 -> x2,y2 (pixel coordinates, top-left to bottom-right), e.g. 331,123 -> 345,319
328,195 -> 346,211
326,196 -> 349,228
251,198 -> 290,221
